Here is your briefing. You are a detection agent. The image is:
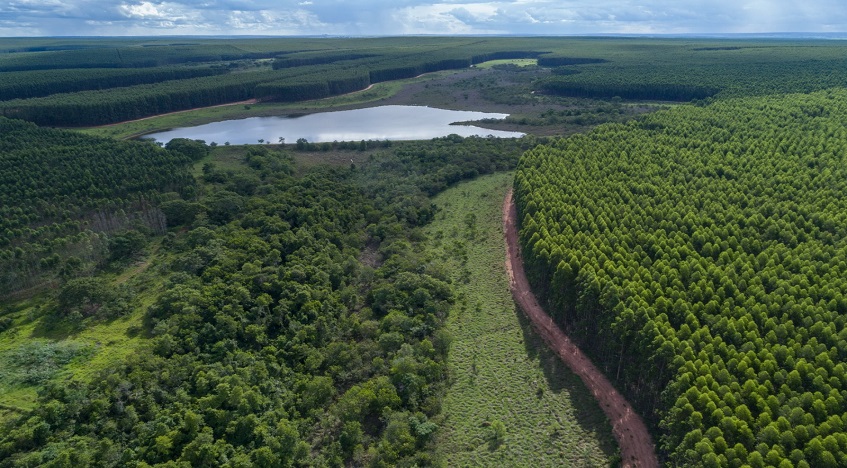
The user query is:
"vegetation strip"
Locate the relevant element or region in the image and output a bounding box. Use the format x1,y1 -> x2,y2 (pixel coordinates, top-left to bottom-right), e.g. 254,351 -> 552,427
428,174 -> 615,466
504,189 -> 658,467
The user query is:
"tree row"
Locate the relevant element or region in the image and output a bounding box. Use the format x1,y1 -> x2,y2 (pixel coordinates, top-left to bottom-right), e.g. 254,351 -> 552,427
515,89 -> 847,466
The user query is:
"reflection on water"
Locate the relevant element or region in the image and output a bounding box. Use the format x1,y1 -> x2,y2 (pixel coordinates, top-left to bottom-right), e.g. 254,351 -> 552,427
145,105 -> 524,144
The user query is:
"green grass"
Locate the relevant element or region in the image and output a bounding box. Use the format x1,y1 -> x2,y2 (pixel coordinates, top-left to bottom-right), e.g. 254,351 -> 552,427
0,302 -> 147,415
473,59 -> 538,69
425,173 -> 617,467
77,69 -> 464,141
0,252 -> 166,424
192,145 -> 256,177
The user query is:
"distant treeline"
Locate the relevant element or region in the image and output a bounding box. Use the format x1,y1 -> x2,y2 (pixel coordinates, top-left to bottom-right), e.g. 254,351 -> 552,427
0,47 -> 549,126
540,80 -> 720,101
0,71 -> 280,126
3,37 -> 847,125
272,52 -> 378,69
536,56 -> 608,66
0,44 -> 284,72
0,65 -> 339,126
0,67 -> 225,101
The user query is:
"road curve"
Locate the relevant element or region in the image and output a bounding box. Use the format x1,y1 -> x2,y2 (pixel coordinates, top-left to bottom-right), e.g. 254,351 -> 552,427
503,189 -> 659,468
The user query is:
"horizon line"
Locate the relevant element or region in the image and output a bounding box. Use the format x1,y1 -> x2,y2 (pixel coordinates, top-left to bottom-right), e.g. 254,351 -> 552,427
2,32 -> 847,40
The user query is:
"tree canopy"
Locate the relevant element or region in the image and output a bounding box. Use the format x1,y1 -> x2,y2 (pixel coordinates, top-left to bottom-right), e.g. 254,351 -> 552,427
515,88 -> 847,466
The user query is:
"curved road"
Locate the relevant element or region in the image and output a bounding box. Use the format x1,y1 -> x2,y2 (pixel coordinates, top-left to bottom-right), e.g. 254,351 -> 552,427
503,189 -> 659,468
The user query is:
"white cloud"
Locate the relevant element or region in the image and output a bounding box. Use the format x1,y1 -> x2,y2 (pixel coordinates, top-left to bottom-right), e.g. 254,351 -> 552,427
225,8 -> 329,33
0,0 -> 846,36
119,2 -> 163,19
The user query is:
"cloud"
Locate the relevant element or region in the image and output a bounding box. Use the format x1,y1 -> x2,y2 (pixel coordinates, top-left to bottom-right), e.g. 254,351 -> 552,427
0,0 -> 846,36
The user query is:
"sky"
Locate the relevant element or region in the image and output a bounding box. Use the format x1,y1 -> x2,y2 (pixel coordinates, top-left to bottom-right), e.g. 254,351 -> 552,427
1,0 -> 847,37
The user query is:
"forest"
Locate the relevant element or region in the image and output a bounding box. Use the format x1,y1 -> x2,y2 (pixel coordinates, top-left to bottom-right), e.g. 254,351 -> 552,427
0,117 -> 194,294
0,107 -> 534,465
515,88 -> 847,466
3,35 -> 847,467
3,37 -> 847,126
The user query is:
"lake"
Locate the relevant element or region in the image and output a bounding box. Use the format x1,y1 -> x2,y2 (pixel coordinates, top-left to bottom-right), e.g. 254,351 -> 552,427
145,105 -> 524,145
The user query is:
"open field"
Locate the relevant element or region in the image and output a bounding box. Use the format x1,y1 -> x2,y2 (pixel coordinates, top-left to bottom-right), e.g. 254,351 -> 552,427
425,173 -> 617,466
0,287 -> 151,424
0,244 -> 168,425
473,59 -> 539,69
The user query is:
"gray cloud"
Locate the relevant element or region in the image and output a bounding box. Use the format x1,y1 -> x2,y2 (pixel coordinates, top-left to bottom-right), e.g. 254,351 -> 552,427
0,0 -> 845,36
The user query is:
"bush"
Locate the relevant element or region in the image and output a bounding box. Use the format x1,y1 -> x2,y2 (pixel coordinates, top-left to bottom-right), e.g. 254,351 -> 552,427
58,277 -> 114,317
488,420 -> 506,449
108,230 -> 146,261
165,138 -> 209,161
160,199 -> 205,227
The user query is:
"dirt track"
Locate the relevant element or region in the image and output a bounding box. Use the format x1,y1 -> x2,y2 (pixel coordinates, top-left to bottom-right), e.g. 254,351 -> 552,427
503,189 -> 659,468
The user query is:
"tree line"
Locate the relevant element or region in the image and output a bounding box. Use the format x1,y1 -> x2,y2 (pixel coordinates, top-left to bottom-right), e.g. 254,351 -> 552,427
6,37 -> 847,125
0,67 -> 225,101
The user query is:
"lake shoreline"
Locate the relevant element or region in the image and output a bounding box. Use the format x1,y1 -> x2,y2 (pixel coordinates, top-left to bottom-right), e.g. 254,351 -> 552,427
143,105 -> 524,145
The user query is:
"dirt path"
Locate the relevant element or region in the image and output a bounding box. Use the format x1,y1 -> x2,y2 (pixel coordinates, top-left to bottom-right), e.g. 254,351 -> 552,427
503,189 -> 659,468
115,240 -> 161,285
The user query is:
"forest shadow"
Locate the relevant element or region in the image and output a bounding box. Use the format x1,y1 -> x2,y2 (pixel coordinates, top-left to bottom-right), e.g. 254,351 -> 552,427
513,301 -> 619,458
29,315 -> 78,340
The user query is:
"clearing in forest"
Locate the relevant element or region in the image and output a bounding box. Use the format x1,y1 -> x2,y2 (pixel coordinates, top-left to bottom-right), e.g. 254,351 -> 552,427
425,173 -> 617,466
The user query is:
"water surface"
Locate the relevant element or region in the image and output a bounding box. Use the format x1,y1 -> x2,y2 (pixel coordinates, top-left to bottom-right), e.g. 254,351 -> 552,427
146,105 -> 523,144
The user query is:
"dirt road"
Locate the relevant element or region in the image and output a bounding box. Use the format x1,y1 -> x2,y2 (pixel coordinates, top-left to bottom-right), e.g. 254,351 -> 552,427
503,189 -> 659,468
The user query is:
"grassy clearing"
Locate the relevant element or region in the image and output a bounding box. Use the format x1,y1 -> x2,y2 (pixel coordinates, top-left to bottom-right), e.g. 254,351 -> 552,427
473,59 -> 539,69
193,144 -> 378,179
0,302 -> 147,416
192,144 -> 256,177
77,69 -> 463,141
0,251 -> 166,425
426,173 -> 617,467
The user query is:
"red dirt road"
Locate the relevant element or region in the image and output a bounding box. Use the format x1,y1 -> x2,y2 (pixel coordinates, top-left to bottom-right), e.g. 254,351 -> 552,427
503,189 -> 659,468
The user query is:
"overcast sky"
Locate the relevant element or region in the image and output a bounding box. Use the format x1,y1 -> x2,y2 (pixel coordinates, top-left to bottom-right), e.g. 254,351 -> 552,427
2,0 -> 847,37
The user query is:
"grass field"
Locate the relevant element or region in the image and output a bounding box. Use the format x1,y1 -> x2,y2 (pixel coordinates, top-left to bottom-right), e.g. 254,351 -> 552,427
0,306 -> 147,424
426,173 -> 617,466
0,251 -> 166,425
473,59 -> 539,69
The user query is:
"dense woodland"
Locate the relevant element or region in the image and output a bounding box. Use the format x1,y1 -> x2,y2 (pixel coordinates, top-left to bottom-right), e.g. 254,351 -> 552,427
515,89 -> 847,466
0,112 -> 533,465
0,67 -> 225,101
0,117 -> 194,294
